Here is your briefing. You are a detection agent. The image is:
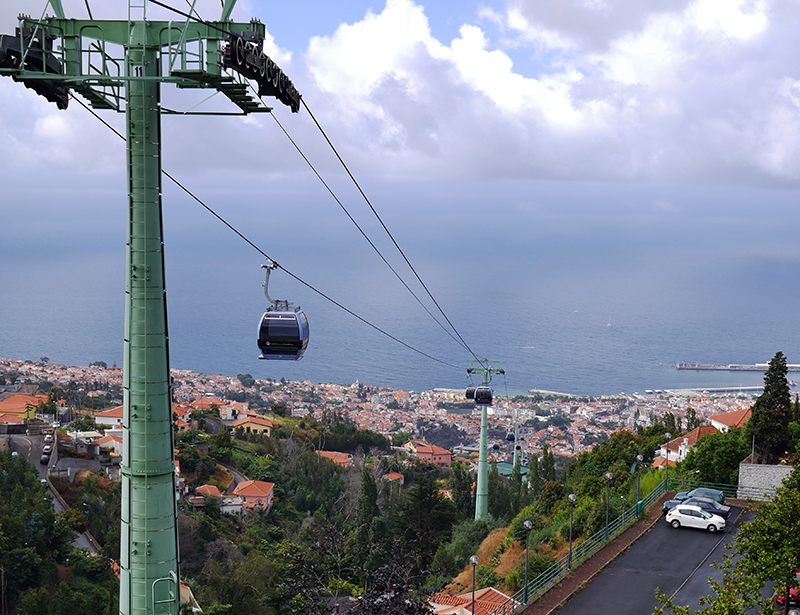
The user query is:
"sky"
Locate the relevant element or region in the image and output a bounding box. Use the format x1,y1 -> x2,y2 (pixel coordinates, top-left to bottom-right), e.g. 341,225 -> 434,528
2,0 -> 800,391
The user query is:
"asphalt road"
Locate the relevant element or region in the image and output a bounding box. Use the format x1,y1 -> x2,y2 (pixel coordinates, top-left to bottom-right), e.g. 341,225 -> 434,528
555,508 -> 760,614
8,433 -> 96,552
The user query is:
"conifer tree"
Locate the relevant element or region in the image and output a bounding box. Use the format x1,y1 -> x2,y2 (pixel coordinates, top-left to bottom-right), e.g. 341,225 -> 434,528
746,351 -> 791,463
353,466 -> 380,551
450,461 -> 473,519
528,454 -> 541,498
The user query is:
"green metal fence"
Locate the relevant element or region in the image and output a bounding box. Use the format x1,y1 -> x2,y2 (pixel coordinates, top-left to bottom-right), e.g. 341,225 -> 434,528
488,477 -> 747,615
487,480 -> 667,615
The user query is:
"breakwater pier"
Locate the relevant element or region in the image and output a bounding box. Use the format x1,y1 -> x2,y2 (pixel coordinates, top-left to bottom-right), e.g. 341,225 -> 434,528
677,362 -> 800,372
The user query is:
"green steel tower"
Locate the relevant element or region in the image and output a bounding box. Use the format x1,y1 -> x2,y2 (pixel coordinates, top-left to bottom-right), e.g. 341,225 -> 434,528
1,1 -> 300,612
467,360 -> 504,520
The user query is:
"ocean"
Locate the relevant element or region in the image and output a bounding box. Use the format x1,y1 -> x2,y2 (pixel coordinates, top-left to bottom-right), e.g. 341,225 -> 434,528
3,176 -> 800,397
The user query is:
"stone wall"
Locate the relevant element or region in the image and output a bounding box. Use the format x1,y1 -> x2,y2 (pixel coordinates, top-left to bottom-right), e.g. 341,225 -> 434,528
737,461 -> 792,501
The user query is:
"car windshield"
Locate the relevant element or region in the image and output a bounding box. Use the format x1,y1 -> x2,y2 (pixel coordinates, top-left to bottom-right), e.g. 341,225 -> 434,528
700,510 -> 712,519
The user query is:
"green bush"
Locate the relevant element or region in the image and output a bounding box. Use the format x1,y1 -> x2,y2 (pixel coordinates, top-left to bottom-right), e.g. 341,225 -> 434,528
509,505 -> 545,542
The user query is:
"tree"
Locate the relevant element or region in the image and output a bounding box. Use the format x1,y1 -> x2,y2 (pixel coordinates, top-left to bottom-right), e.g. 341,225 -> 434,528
396,470 -> 456,571
685,408 -> 702,431
450,461 -> 473,519
487,460 -> 511,521
353,466 -> 381,553
746,351 -> 791,463
540,444 -> 556,482
236,373 -> 256,388
735,478 -> 800,615
681,428 -> 749,485
527,455 -> 540,498
71,413 -> 96,432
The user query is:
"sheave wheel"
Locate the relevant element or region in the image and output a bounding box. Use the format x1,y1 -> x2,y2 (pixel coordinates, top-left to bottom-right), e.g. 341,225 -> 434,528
707,524 -> 717,533
671,520 -> 680,528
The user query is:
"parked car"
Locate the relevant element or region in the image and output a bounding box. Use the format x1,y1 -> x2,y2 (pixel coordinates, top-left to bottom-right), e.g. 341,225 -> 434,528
675,487 -> 726,505
42,444 -> 52,455
43,434 -> 54,443
39,454 -> 49,464
665,504 -> 726,533
776,569 -> 800,607
680,496 -> 731,519
662,499 -> 682,516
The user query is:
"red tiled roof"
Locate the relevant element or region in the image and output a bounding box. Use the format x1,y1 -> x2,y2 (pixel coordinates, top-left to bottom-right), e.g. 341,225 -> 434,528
709,407 -> 752,429
317,450 -> 353,466
196,484 -> 222,498
0,394 -> 47,415
96,405 -> 124,418
190,397 -> 226,410
232,480 -> 274,499
233,416 -> 273,428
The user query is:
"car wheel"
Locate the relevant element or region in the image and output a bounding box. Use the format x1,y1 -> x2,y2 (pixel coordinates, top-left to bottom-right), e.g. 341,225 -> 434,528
707,525 -> 717,533
671,520 -> 680,529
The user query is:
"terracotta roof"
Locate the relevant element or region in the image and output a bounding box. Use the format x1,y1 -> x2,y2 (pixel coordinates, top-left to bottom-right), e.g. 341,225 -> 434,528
232,480 -> 274,499
196,484 -> 223,498
0,394 -> 47,414
190,397 -> 226,410
233,416 -> 273,428
709,407 -> 752,429
664,424 -> 718,452
317,450 -> 353,466
431,587 -> 516,615
96,405 -> 124,418
0,413 -> 25,424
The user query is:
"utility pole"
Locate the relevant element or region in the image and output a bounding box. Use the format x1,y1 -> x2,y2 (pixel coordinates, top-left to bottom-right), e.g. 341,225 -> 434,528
1,2 -> 300,613
466,360 -> 504,520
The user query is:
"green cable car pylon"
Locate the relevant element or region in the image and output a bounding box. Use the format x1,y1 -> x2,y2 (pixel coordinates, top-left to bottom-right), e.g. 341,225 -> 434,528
465,360 -> 504,520
1,1 -> 300,613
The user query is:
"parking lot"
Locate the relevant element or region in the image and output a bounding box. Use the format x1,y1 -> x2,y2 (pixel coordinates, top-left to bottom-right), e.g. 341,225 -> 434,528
552,507 -> 766,614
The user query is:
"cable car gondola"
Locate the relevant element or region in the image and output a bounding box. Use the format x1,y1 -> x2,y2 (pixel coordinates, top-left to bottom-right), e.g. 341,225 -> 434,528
474,385 -> 493,405
257,263 -> 309,361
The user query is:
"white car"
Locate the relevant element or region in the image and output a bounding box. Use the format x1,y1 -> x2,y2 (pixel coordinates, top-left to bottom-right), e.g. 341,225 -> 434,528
666,504 -> 725,533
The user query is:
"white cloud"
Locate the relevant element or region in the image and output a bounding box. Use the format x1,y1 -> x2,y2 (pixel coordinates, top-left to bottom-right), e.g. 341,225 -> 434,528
1,0 -> 799,187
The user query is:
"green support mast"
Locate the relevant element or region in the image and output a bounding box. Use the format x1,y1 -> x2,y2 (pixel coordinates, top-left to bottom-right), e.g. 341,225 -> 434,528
467,360 -> 504,520
0,2 -> 300,613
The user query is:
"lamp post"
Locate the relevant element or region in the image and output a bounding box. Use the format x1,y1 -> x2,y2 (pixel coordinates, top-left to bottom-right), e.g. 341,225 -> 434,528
568,493 -> 576,569
470,555 -> 479,615
604,472 -> 613,542
523,520 -> 532,603
636,453 -> 643,508
664,432 -> 672,494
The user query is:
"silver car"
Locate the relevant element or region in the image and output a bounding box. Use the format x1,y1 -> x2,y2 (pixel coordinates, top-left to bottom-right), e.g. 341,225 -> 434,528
665,504 -> 725,533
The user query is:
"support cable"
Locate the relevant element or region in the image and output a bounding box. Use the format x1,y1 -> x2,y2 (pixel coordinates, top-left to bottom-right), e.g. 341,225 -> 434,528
267,110 -> 470,353
300,99 -> 487,369
142,0 -> 488,370
70,93 -> 464,370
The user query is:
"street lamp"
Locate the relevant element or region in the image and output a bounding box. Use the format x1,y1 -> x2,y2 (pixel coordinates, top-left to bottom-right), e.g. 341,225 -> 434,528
664,432 -> 672,494
636,453 -> 643,508
568,493 -> 577,569
523,520 -> 532,603
604,472 -> 613,542
470,555 -> 479,615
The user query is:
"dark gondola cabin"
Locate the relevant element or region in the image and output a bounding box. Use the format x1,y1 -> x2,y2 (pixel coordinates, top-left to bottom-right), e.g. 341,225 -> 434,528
257,309 -> 309,360
474,385 -> 493,405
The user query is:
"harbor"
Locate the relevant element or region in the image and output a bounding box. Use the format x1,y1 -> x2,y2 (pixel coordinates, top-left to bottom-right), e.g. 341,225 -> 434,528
676,362 -> 800,371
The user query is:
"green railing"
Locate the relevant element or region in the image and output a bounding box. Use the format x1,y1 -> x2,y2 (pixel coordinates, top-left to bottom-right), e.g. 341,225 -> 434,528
489,477 -> 746,615
488,480 -> 667,615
